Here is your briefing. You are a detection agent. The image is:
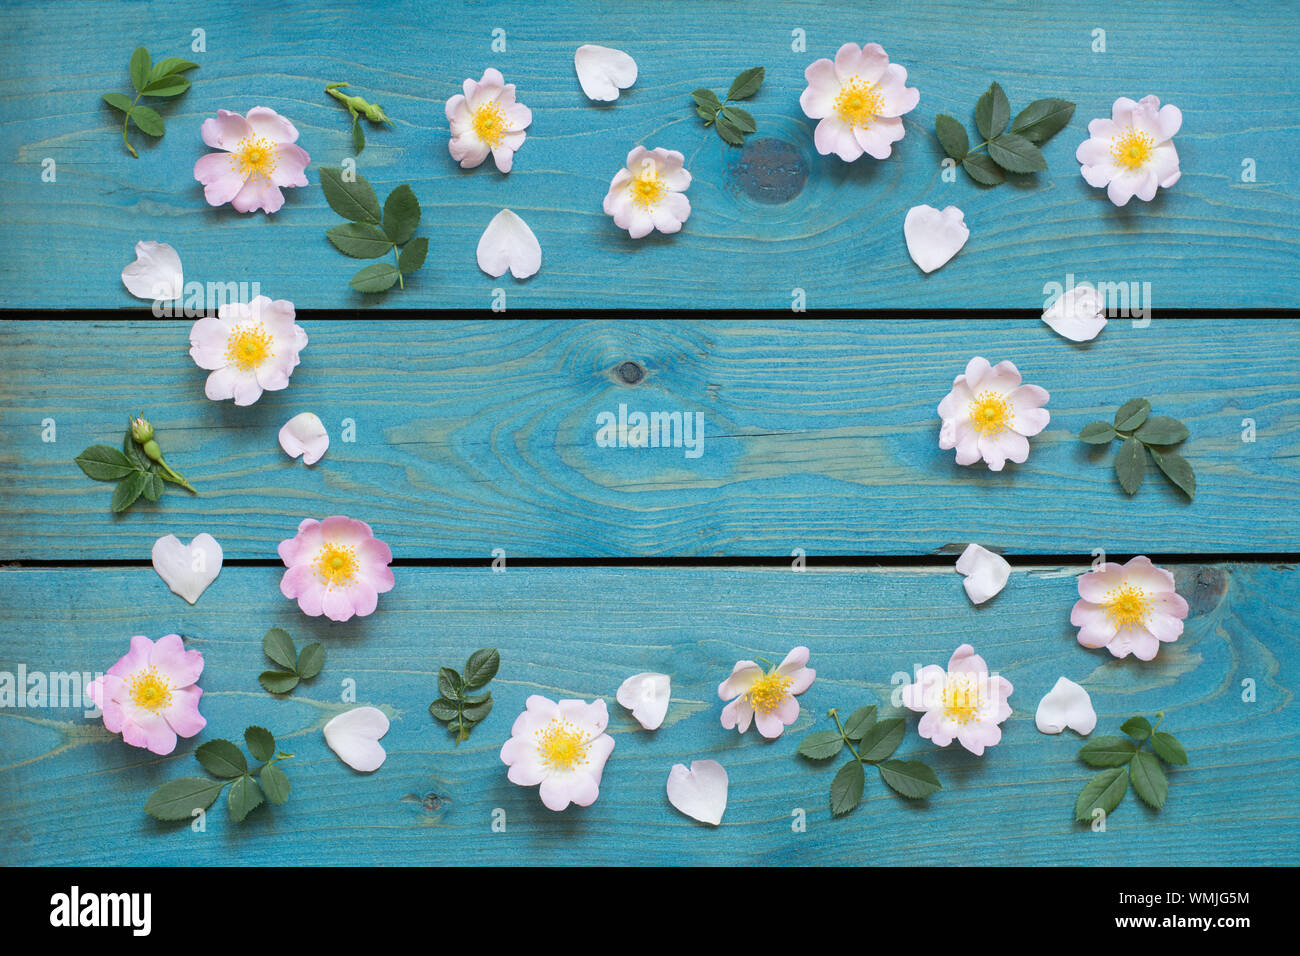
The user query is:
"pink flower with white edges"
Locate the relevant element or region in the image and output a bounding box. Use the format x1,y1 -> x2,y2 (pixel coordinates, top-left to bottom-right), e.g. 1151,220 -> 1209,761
718,646 -> 815,739
189,296 -> 307,406
446,68 -> 532,172
799,42 -> 919,161
500,695 -> 615,811
278,516 -> 395,622
1076,95 -> 1182,206
1070,555 -> 1189,661
602,146 -> 691,238
193,107 -> 310,214
86,634 -> 205,756
938,357 -> 1050,471
901,643 -> 1013,756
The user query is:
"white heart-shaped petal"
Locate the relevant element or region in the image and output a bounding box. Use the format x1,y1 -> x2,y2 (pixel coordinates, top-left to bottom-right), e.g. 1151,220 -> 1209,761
122,241 -> 183,301
1042,282 -> 1108,342
278,412 -> 329,465
616,672 -> 671,730
151,533 -> 223,605
1035,677 -> 1097,735
476,209 -> 542,279
904,205 -> 969,273
324,706 -> 390,772
666,760 -> 728,825
574,44 -> 637,102
955,543 -> 1010,605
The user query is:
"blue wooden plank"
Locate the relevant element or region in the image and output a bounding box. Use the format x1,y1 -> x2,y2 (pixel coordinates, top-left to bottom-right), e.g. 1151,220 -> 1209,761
1,318 -> 1297,560
0,0 -> 1297,309
0,564 -> 1295,866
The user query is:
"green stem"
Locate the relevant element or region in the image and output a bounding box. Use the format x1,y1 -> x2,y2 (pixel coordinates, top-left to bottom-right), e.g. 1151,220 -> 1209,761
392,245 -> 404,290
122,91 -> 142,158
828,708 -> 864,764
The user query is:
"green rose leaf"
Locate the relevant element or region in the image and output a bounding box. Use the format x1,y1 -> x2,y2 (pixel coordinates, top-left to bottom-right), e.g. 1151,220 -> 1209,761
877,759 -> 942,800
150,57 -> 200,79
987,133 -> 1047,173
975,81 -> 1009,140
1115,436 -> 1147,495
1121,716 -> 1152,741
713,111 -> 745,146
1079,421 -> 1117,444
350,262 -> 400,293
296,642 -> 325,680
111,470 -> 148,512
1075,767 -> 1129,822
1114,398 -> 1152,431
1129,751 -> 1169,810
962,153 -> 1005,186
1078,735 -> 1138,768
829,758 -> 865,817
262,628 -> 297,671
1135,416 -> 1190,445
196,739 -> 248,778
75,445 -> 135,481
934,114 -> 969,160
842,705 -> 878,741
102,92 -> 135,114
1008,98 -> 1075,145
797,730 -> 845,760
1150,731 -> 1189,766
244,726 -> 276,763
351,117 -> 366,154
259,763 -> 292,805
326,222 -> 393,259
719,105 -> 756,134
144,777 -> 225,821
258,670 -> 300,695
1149,447 -> 1196,500
428,697 -> 460,721
129,46 -> 152,94
128,105 -> 165,138
437,667 -> 463,699
381,184 -> 421,246
141,74 -> 191,97
227,774 -> 265,822
462,648 -> 500,690
727,66 -> 765,102
320,167 -> 382,224
691,88 -> 723,111
461,696 -> 494,723
141,470 -> 164,502
397,237 -> 428,275
856,717 -> 905,763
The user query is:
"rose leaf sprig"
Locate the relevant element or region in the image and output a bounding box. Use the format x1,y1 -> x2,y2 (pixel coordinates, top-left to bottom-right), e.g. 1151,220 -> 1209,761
935,82 -> 1074,186
259,627 -> 324,694
325,82 -> 391,154
1079,398 -> 1195,499
1074,712 -> 1187,823
429,648 -> 499,743
145,726 -> 294,823
691,67 -> 764,146
74,416 -> 196,513
321,168 -> 427,293
102,47 -> 198,157
798,704 -> 942,815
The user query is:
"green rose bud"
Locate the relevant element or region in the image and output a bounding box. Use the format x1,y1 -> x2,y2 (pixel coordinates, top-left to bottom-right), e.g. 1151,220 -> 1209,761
130,416 -> 154,443
142,439 -> 163,463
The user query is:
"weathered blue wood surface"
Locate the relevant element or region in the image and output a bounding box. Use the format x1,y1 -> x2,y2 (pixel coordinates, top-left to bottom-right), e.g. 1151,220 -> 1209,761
1,0 -> 1298,309
1,318 -> 1296,560
1,564 -> 1296,866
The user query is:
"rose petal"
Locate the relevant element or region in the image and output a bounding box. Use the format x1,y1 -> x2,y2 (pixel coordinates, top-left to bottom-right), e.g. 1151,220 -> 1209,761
955,543 -> 1011,605
1034,677 -> 1097,735
278,412 -> 330,465
904,205 -> 969,273
666,760 -> 728,825
476,209 -> 542,279
574,44 -> 637,102
150,534 -> 223,605
121,241 -> 183,301
1042,282 -> 1108,342
323,706 -> 389,772
615,672 -> 671,730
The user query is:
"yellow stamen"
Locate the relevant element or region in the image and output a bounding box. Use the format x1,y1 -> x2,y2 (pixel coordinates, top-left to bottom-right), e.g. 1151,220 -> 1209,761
833,76 -> 884,129
536,718 -> 590,771
1110,127 -> 1154,171
224,323 -> 274,371
628,170 -> 667,211
1103,583 -> 1152,630
968,390 -> 1015,437
314,542 -> 358,589
230,135 -> 279,180
747,670 -> 794,714
127,666 -> 173,713
940,672 -> 985,726
472,101 -> 510,148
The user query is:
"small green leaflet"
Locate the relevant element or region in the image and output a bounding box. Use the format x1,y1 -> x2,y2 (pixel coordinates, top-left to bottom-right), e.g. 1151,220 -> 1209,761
321,169 -> 427,292
103,46 -> 198,157
430,648 -> 500,743
1072,713 -> 1187,824
259,627 -> 324,694
325,82 -> 392,155
1078,398 -> 1196,499
935,82 -> 1073,186
830,759 -> 865,816
877,759 -> 942,799
75,422 -> 194,513
1075,767 -> 1128,822
145,726 -> 294,824
143,777 -> 226,821
691,67 -> 765,146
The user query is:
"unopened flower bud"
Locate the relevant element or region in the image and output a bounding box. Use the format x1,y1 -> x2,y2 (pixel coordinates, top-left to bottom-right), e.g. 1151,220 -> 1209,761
130,417 -> 154,443
143,439 -> 163,463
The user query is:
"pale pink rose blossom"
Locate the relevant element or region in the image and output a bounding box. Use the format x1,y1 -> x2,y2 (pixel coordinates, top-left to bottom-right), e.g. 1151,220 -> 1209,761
278,516 -> 395,622
1070,555 -> 1189,661
938,357 -> 1050,471
86,635 -> 206,756
445,68 -> 532,172
1076,95 -> 1182,206
799,42 -> 919,161
718,646 -> 815,739
602,146 -> 691,238
500,696 -> 615,811
188,296 -> 307,406
901,643 -> 1013,756
193,107 -> 310,214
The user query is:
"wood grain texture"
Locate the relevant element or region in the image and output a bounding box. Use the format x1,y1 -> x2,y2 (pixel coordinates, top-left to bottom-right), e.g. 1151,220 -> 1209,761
1,0 -> 1297,309
0,564 -> 1295,866
2,318 -> 1297,560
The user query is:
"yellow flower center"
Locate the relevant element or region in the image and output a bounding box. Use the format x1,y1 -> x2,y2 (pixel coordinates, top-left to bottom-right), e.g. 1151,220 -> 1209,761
536,718 -> 590,772
1103,583 -> 1152,630
225,323 -> 274,371
629,170 -> 667,211
127,666 -> 173,713
968,390 -> 1014,437
1110,127 -> 1154,171
472,101 -> 510,148
941,672 -> 985,726
230,135 -> 279,180
314,542 -> 358,589
747,670 -> 794,714
834,76 -> 884,128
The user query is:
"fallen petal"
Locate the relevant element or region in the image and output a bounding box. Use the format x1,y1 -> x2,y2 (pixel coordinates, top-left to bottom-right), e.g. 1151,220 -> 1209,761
616,672 -> 671,730
1042,282 -> 1108,342
666,760 -> 728,825
279,412 -> 329,465
904,205 -> 969,273
122,241 -> 183,301
151,533 -> 223,605
1035,677 -> 1097,735
955,543 -> 1011,604
476,209 -> 542,279
324,706 -> 390,772
574,44 -> 638,102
